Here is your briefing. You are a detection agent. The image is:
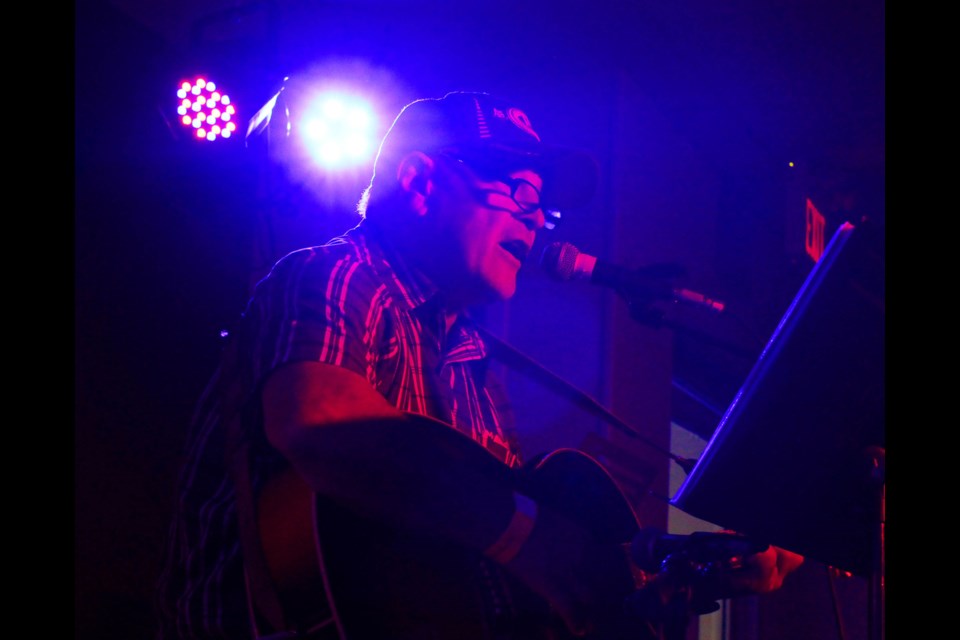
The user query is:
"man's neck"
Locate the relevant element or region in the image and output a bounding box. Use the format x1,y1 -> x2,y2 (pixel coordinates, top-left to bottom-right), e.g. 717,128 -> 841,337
367,216 -> 483,328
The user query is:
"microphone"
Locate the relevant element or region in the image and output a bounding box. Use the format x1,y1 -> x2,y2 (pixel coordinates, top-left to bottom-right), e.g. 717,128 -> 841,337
540,242 -> 725,313
629,528 -> 769,573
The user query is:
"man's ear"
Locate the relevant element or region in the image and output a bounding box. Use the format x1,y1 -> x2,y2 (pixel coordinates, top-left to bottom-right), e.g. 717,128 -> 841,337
396,151 -> 435,216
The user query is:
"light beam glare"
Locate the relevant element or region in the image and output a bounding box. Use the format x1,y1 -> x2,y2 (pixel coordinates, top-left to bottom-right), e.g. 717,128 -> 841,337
298,91 -> 377,170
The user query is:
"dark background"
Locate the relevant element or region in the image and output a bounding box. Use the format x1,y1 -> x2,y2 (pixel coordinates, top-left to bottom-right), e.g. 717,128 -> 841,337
75,1 -> 885,638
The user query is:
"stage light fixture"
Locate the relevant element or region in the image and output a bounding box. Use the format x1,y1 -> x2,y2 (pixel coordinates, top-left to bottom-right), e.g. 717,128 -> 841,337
245,79 -> 387,189
243,61 -> 414,223
175,76 -> 239,142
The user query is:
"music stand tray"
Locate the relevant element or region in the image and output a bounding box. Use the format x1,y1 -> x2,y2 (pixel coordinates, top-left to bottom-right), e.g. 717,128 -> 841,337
671,219 -> 884,578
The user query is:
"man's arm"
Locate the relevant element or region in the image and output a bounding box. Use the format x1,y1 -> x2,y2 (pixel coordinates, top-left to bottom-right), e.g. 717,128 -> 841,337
261,360 -> 803,637
261,360 -> 637,635
261,360 -> 520,551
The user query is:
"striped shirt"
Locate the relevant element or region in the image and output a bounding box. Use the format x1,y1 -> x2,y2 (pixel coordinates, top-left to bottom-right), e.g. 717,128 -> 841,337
155,221 -> 522,639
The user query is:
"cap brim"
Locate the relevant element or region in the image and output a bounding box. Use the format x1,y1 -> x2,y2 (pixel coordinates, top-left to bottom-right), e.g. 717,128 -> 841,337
537,146 -> 599,211
458,143 -> 599,211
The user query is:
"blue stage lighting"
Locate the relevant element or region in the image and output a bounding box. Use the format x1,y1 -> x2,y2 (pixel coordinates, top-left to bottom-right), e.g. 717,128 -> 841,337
299,93 -> 377,170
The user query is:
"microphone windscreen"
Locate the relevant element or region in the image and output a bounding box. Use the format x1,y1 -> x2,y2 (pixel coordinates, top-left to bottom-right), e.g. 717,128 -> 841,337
540,242 -> 579,281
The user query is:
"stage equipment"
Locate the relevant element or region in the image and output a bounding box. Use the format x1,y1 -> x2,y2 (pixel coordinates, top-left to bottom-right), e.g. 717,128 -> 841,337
672,217 -> 885,639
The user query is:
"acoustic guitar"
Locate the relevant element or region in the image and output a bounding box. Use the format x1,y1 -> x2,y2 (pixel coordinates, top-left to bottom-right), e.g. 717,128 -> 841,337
253,414 -> 750,639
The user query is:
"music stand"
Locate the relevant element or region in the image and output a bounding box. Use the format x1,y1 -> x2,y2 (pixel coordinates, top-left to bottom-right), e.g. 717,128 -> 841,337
671,218 -> 884,636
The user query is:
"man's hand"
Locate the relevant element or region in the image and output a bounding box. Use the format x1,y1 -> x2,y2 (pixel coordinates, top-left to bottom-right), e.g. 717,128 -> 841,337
622,533 -> 805,632
677,533 -> 804,601
719,543 -> 805,596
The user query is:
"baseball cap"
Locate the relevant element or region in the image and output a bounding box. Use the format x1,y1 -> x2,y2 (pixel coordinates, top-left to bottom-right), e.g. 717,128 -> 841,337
373,91 -> 598,211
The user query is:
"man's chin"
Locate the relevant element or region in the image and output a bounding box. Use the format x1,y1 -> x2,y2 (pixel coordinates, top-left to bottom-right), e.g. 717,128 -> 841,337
473,274 -> 518,305
490,279 -> 518,302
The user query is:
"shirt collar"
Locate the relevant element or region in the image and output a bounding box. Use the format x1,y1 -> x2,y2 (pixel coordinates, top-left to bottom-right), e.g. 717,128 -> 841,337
353,220 -> 490,361
351,219 -> 438,311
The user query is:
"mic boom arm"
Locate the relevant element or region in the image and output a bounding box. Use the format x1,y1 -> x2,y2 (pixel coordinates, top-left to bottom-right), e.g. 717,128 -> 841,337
476,325 -> 698,474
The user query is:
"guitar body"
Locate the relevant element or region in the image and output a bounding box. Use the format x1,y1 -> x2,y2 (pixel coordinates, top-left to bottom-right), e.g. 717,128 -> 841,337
257,420 -> 648,640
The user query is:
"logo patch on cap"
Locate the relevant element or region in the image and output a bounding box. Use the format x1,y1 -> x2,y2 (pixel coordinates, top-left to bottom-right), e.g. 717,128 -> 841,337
489,106 -> 541,142
506,107 -> 540,141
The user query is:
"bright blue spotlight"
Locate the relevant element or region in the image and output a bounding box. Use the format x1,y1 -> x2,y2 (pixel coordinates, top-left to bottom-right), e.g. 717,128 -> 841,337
299,93 -> 377,170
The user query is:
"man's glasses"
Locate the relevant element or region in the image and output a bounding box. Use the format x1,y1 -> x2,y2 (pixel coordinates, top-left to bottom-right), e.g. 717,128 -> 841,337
439,152 -> 561,229
491,175 -> 542,214
497,178 -> 562,230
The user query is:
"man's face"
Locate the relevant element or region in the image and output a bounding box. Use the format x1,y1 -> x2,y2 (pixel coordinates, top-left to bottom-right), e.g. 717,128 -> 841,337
425,155 -> 545,305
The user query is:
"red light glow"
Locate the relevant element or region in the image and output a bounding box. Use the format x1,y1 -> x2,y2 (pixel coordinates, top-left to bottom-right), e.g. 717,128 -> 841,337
805,198 -> 826,262
176,76 -> 237,142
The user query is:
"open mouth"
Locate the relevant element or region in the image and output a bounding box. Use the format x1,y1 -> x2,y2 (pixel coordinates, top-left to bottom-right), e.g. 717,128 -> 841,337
499,239 -> 530,263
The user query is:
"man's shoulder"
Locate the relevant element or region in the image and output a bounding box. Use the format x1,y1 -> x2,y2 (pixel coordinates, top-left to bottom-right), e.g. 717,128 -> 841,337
264,228 -> 391,291
273,228 -> 371,267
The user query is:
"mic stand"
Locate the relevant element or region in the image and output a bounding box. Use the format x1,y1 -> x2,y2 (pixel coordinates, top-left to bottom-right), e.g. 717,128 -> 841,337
622,553 -> 726,640
475,328 -> 735,640
476,325 -> 698,474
